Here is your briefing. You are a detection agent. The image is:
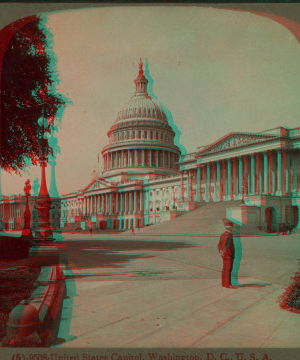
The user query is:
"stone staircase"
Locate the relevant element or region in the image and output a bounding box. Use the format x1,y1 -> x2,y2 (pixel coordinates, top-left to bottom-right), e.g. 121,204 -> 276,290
139,200 -> 263,236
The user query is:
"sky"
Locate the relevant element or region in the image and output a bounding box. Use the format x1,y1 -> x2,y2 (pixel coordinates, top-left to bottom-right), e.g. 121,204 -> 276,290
2,6 -> 300,196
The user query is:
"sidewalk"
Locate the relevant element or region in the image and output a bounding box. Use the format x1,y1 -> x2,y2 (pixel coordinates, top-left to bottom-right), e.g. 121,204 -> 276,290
53,232 -> 300,348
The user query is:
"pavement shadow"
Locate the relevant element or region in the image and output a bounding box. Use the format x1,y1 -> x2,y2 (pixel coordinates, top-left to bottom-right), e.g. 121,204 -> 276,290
236,282 -> 273,288
52,266 -> 78,348
61,239 -> 195,270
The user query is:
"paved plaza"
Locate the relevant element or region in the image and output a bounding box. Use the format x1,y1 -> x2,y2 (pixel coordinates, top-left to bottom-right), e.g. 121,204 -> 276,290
53,229 -> 300,348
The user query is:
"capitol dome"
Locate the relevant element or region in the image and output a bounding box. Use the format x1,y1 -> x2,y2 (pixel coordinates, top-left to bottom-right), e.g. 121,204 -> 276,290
115,96 -> 168,123
102,60 -> 181,181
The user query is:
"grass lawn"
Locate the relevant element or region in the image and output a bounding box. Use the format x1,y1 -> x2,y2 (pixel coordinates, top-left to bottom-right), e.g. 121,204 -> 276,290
0,257 -> 40,341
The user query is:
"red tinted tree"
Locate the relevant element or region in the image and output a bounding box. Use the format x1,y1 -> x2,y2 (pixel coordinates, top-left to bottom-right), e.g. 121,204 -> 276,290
1,17 -> 69,172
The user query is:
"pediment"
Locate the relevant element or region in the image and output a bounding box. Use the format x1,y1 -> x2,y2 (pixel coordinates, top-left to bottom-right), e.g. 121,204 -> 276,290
198,132 -> 278,156
84,178 -> 118,192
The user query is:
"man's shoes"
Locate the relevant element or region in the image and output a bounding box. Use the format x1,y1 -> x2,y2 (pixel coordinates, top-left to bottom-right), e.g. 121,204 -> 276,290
226,285 -> 238,289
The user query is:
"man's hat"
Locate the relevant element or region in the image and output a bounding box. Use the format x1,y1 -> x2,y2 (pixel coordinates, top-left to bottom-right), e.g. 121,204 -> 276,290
222,218 -> 234,228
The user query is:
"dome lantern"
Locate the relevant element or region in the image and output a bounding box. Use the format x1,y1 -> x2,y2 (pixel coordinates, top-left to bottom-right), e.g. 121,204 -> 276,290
134,59 -> 148,95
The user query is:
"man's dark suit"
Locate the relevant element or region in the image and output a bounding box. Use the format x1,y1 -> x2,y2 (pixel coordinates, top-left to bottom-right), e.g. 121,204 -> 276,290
218,230 -> 235,288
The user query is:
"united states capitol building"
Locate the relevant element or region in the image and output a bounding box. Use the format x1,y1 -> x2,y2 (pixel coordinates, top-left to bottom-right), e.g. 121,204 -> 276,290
59,61 -> 300,232
1,61 -> 300,233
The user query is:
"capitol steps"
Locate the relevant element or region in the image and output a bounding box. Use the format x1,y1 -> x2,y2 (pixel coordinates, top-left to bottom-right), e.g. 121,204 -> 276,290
139,200 -> 263,236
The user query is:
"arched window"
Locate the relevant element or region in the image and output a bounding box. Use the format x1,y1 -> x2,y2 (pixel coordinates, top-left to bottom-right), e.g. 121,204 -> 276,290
144,131 -> 147,139
138,130 -> 141,139
161,132 -> 164,140
150,131 -> 153,139
122,132 -> 125,140
127,131 -> 129,139
133,130 -> 135,139
156,132 -> 158,140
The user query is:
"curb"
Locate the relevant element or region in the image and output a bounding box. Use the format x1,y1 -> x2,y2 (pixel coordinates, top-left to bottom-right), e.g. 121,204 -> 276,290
3,264 -> 66,347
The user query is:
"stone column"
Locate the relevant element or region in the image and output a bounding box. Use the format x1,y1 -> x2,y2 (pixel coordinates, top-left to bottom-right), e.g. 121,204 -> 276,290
140,190 -> 143,213
272,152 -> 276,195
133,191 -> 136,213
125,192 -> 127,214
186,170 -> 190,201
156,150 -> 159,167
216,162 -> 220,202
238,157 -> 243,199
243,156 -> 249,197
142,149 -> 145,167
256,154 -> 260,194
196,167 -> 200,201
120,193 -> 123,214
286,151 -> 291,194
277,150 -> 282,196
222,161 -> 227,201
233,159 -> 238,199
135,149 -> 138,166
268,152 -> 273,195
263,152 -> 269,194
128,191 -> 131,214
251,154 -> 255,195
227,159 -> 232,200
213,163 -> 217,201
292,151 -> 298,196
206,164 -> 210,202
116,193 -> 119,214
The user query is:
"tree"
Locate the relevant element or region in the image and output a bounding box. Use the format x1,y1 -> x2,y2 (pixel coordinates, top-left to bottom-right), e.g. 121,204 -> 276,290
1,17 -> 69,172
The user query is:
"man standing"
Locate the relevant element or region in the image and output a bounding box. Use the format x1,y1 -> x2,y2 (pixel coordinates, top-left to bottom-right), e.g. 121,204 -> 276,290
218,219 -> 238,289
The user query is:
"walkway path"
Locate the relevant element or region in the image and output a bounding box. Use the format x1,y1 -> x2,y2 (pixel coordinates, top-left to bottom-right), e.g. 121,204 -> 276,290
54,230 -> 300,348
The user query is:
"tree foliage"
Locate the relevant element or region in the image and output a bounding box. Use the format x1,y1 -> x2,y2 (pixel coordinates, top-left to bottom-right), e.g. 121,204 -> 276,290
1,17 -> 69,172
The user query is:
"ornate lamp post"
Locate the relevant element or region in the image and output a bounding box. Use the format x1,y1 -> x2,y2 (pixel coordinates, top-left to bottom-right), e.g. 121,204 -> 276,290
48,124 -> 61,234
34,116 -> 53,242
29,112 -> 60,267
22,179 -> 32,237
